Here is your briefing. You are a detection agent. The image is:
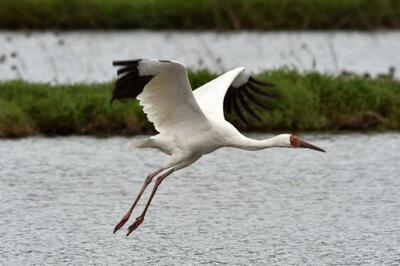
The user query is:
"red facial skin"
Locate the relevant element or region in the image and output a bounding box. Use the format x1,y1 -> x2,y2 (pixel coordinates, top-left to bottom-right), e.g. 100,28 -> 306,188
289,134 -> 326,152
290,134 -> 301,147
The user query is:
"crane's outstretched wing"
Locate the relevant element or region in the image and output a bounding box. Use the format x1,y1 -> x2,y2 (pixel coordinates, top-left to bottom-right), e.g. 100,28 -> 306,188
112,59 -> 209,134
193,67 -> 276,124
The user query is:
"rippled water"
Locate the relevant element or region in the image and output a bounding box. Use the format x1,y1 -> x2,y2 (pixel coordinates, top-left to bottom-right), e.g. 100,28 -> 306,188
1,134 -> 400,265
0,31 -> 399,83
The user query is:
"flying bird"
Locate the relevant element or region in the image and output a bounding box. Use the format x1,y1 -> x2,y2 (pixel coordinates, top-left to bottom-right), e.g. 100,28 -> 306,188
111,59 -> 325,236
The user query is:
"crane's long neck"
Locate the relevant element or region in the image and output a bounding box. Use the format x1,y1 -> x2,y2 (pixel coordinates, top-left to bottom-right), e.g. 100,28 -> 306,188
232,134 -> 289,151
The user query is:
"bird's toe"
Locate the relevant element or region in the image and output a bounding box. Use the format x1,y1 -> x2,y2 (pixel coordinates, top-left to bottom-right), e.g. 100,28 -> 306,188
113,213 -> 131,233
126,216 -> 144,236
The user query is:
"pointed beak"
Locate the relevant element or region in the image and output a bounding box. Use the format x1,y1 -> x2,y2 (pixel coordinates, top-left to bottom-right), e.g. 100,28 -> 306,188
299,139 -> 326,153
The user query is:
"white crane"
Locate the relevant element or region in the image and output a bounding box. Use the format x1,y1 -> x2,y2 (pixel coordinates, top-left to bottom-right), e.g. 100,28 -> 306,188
111,59 -> 325,236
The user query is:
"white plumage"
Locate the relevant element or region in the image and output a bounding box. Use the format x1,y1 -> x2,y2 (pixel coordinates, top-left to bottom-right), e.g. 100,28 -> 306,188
194,67 -> 245,121
136,61 -> 207,135
111,59 -> 325,236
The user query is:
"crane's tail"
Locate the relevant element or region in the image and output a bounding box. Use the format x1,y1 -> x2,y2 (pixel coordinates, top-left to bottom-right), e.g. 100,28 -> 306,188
129,135 -> 172,155
129,138 -> 154,149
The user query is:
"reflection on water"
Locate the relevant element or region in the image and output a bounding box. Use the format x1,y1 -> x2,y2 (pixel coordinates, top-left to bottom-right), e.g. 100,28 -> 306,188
0,134 -> 399,265
0,31 -> 399,83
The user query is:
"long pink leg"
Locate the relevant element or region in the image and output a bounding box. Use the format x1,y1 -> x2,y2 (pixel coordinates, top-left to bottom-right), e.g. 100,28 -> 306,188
126,168 -> 175,236
113,168 -> 164,233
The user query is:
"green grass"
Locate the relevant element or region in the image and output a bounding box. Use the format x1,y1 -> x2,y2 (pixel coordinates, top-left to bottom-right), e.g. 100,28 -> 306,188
0,69 -> 399,138
0,0 -> 400,30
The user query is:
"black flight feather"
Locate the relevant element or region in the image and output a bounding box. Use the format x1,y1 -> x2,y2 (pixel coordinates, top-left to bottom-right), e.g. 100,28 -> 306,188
117,66 -> 137,76
236,89 -> 263,122
231,89 -> 248,124
249,76 -> 274,87
241,88 -> 272,111
111,59 -> 154,104
247,82 -> 277,98
113,60 -> 141,66
223,90 -> 233,114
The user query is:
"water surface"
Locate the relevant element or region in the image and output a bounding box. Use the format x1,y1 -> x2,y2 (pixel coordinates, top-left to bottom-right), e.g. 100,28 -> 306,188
1,134 -> 399,265
1,31 -> 399,83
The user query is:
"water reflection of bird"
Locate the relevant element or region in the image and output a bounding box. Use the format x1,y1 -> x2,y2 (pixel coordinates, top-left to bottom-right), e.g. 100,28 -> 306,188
111,59 -> 326,236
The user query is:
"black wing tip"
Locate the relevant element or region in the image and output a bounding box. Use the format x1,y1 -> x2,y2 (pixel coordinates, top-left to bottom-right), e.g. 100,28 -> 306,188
246,82 -> 278,99
249,76 -> 275,87
236,90 -> 263,122
241,86 -> 273,111
117,66 -> 137,76
225,79 -> 277,123
231,90 -> 248,124
223,90 -> 233,115
111,59 -> 155,102
112,59 -> 141,67
113,59 -> 172,67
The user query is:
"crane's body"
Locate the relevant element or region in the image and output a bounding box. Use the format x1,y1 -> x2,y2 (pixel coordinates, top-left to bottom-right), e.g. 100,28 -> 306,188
110,59 -> 325,236
136,122 -> 293,169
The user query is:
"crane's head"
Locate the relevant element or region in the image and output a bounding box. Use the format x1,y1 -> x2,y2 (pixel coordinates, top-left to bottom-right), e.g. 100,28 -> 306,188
289,134 -> 326,152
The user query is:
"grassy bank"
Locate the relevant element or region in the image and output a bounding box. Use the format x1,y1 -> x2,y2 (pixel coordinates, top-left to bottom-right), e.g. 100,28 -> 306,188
0,70 -> 399,138
1,0 -> 400,30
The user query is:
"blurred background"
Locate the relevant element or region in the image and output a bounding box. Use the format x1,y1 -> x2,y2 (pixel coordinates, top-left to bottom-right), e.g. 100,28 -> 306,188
1,1 -> 400,265
1,0 -> 400,83
0,0 -> 399,137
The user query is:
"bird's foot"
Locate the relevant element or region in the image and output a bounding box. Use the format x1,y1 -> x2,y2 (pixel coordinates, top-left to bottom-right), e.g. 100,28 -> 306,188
113,213 -> 131,233
126,216 -> 144,236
